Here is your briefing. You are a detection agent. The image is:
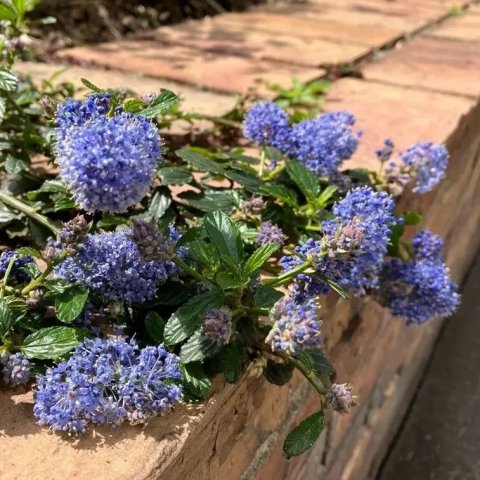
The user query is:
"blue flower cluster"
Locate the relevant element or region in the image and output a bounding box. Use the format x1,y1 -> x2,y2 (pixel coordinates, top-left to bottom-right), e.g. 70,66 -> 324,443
243,102 -> 291,151
282,187 -> 396,297
243,103 -> 361,178
1,352 -> 31,386
56,229 -> 180,303
266,297 -> 321,354
0,250 -> 34,285
384,141 -> 449,194
55,94 -> 161,212
256,221 -> 287,246
288,112 -> 360,177
202,307 -> 232,345
380,230 -> 460,325
34,337 -> 182,434
326,383 -> 357,414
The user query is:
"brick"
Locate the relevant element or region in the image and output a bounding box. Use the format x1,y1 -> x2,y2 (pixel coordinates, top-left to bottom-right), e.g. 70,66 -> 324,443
362,35 -> 480,98
428,10 -> 480,42
215,11 -> 405,48
143,20 -> 366,67
56,41 -> 323,95
323,78 -> 475,168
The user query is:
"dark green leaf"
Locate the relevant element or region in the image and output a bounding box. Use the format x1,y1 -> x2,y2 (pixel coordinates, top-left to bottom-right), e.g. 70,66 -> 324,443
187,240 -> 218,266
149,190 -> 171,220
136,89 -> 179,118
96,215 -> 129,228
164,291 -> 223,345
15,246 -> 42,258
218,344 -> 242,383
244,243 -> 278,276
144,311 -> 165,343
204,211 -> 243,263
225,170 -> 261,191
55,285 -> 89,324
403,211 -> 422,225
316,185 -> 338,208
297,349 -> 334,377
4,296 -> 27,312
0,299 -> 13,338
264,360 -> 294,386
0,70 -> 18,92
176,148 -> 226,175
80,77 -> 102,92
158,166 -> 193,185
178,190 -> 237,212
286,160 -> 320,203
254,285 -> 283,308
260,184 -> 298,207
123,98 -> 146,113
181,362 -> 211,402
175,226 -> 204,247
283,411 -> 325,458
180,330 -> 221,363
21,326 -> 85,360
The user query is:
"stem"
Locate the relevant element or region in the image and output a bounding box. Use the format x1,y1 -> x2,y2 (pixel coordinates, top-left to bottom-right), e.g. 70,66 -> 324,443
173,257 -> 213,286
21,263 -> 54,295
259,148 -> 266,178
0,192 -> 60,235
284,355 -> 328,395
265,260 -> 311,288
0,255 -> 16,299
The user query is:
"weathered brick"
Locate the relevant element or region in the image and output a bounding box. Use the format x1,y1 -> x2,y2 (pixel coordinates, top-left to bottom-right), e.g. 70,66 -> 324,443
362,35 -> 480,97
56,41 -> 323,95
428,10 -> 480,42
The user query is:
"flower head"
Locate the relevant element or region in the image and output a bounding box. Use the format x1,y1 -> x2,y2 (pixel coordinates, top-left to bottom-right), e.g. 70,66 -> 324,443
287,112 -> 360,177
58,214 -> 89,256
1,352 -> 31,386
202,307 -> 232,345
266,298 -> 321,354
243,197 -> 265,215
55,229 -> 180,303
0,250 -> 34,285
411,229 -> 444,260
326,383 -> 357,414
243,102 -> 291,151
256,221 -> 287,246
55,106 -> 161,212
34,337 -> 182,434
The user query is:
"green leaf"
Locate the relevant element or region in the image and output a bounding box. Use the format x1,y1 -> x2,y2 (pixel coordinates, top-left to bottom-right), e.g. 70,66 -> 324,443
283,411 -> 325,458
144,311 -> 165,343
178,190 -> 237,212
21,326 -> 85,360
181,362 -> 211,402
176,148 -> 226,175
123,98 -> 146,113
175,226 -> 204,247
55,285 -> 89,324
297,349 -> 334,377
15,246 -> 42,258
260,184 -> 298,207
180,330 -> 221,363
135,89 -> 179,118
204,211 -> 244,263
0,96 -> 6,124
0,70 -> 18,92
188,240 -> 218,266
403,211 -> 422,225
164,291 -> 223,345
254,285 -> 283,308
80,77 -> 101,92
149,190 -> 171,220
0,299 -> 13,338
4,296 -> 27,312
158,166 -> 193,185
264,360 -> 294,386
0,4 -> 16,22
218,344 -> 242,383
316,185 -> 338,208
244,243 -> 278,276
286,160 -> 320,203
225,170 -> 261,191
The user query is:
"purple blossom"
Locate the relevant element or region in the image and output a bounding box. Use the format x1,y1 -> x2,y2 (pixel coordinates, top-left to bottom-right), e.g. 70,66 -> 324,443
326,383 -> 357,414
0,250 -> 34,285
1,352 -> 31,386
202,307 -> 232,345
256,221 -> 287,246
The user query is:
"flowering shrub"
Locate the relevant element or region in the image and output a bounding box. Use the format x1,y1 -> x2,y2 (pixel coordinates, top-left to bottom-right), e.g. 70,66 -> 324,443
0,3 -> 460,459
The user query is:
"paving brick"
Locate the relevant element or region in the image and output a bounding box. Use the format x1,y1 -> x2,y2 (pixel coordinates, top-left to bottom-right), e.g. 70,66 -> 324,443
215,11 -> 405,48
323,78 -> 475,169
56,41 -> 323,95
428,10 -> 480,42
362,35 -> 480,98
14,61 -> 236,115
143,19 -> 367,67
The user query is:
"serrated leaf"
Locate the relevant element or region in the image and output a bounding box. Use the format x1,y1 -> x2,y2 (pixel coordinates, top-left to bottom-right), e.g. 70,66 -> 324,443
5,154 -> 27,175
176,148 -> 226,175
135,89 -> 179,118
15,246 -> 42,258
181,362 -> 211,402
264,360 -> 294,386
316,185 -> 338,208
283,411 -> 325,458
4,296 -> 27,312
244,243 -> 278,276
260,184 -> 298,207
225,170 -> 261,191
218,344 -> 242,383
179,330 -> 221,363
178,190 -> 237,212
158,166 -> 193,185
254,285 -> 284,309
55,285 -> 89,324
123,98 -> 146,113
149,190 -> 171,220
0,299 -> 13,338
144,311 -> 165,343
0,70 -> 18,92
0,96 -> 6,123
164,291 -> 223,345
204,211 -> 244,263
21,326 -> 85,360
286,160 -> 320,203
297,349 -> 334,377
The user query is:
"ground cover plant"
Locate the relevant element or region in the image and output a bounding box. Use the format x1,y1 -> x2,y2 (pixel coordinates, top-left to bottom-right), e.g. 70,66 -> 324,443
0,0 -> 460,458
